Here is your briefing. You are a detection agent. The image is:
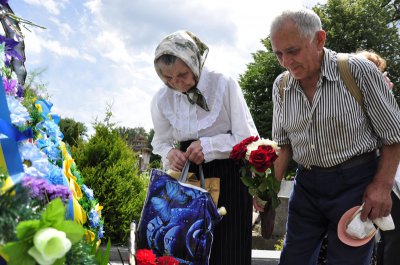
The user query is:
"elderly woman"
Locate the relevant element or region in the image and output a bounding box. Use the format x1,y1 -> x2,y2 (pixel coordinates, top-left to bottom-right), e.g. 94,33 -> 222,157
150,30 -> 258,265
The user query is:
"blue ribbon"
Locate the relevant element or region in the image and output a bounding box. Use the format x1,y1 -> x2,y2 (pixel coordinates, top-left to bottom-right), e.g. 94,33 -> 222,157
0,81 -> 25,183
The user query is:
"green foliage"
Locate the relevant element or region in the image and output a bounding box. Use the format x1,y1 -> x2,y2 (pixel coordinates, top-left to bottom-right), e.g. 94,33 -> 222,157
72,112 -> 148,244
2,198 -> 85,265
92,238 -> 111,265
314,0 -> 400,104
274,237 -> 285,251
65,240 -> 97,265
59,118 -> 87,147
239,41 -> 284,139
0,185 -> 40,244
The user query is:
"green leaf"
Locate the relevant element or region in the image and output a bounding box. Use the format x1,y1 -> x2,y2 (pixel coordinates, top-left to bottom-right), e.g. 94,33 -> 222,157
240,176 -> 255,188
16,220 -> 40,240
54,220 -> 85,244
2,241 -> 35,265
41,198 -> 65,227
258,179 -> 269,193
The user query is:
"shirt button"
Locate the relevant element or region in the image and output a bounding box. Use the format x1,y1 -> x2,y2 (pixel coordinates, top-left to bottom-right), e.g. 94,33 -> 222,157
311,145 -> 315,149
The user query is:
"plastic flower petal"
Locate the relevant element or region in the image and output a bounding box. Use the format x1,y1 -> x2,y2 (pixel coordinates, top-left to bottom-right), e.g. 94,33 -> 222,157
28,227 -> 72,265
82,184 -> 94,200
6,95 -> 31,126
19,141 -> 49,178
89,209 -> 100,228
0,35 -> 23,66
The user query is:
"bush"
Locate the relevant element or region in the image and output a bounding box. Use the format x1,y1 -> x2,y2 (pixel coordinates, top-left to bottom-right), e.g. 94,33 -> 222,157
72,122 -> 147,244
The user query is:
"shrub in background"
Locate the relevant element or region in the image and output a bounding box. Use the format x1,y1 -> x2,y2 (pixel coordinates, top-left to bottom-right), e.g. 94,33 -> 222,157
72,118 -> 147,244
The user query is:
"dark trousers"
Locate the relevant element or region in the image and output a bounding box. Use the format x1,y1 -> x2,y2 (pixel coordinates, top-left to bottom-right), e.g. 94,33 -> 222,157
377,191 -> 400,265
181,141 -> 253,265
279,155 -> 378,265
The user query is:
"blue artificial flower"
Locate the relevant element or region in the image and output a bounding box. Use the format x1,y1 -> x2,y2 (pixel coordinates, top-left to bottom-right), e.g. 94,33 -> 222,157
18,141 -> 49,178
36,120 -> 64,142
36,137 -> 61,164
98,224 -> 105,239
89,209 -> 100,228
0,1 -> 9,6
47,164 -> 65,186
0,35 -> 23,66
6,95 -> 31,127
82,184 -> 94,200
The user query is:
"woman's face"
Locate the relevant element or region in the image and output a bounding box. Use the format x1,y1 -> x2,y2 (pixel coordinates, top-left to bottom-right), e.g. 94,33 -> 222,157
159,59 -> 196,92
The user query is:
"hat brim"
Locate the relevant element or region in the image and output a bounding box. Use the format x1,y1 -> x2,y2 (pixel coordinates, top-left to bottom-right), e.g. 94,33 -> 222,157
337,206 -> 377,247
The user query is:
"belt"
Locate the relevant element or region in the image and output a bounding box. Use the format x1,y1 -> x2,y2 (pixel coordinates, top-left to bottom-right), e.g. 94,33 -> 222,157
299,150 -> 378,172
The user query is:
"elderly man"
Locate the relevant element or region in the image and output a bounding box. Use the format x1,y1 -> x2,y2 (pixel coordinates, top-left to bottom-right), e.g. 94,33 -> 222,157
270,8 -> 400,265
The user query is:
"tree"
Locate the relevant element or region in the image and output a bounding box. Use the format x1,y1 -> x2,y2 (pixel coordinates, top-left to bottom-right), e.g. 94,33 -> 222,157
72,110 -> 148,244
116,126 -> 148,148
239,40 -> 284,138
58,118 -> 87,147
314,0 -> 400,103
147,128 -> 162,169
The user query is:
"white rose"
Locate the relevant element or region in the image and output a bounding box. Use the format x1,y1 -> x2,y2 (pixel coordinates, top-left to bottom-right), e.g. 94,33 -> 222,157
245,138 -> 280,159
28,227 -> 72,265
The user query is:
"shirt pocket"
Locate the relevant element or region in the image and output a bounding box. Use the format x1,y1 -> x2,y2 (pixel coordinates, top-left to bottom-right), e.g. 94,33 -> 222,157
318,109 -> 365,153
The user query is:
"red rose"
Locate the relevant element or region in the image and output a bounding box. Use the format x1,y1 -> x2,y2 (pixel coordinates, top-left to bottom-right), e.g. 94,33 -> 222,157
230,142 -> 247,160
240,135 -> 259,146
249,147 -> 274,172
258,145 -> 278,163
136,249 -> 157,265
156,256 -> 179,265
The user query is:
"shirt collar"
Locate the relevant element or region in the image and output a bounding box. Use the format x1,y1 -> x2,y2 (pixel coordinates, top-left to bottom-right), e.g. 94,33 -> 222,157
321,47 -> 340,82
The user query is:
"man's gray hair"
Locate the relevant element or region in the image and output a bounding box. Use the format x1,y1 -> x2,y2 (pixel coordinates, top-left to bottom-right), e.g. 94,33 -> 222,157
270,8 -> 322,40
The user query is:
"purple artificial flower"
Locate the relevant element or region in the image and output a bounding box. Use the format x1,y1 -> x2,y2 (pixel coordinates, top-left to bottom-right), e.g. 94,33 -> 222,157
0,35 -> 23,66
16,83 -> 24,97
3,76 -> 17,94
22,175 -> 71,202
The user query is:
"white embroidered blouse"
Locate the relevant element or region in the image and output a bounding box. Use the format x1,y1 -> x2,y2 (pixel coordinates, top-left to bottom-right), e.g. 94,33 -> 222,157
151,67 -> 258,168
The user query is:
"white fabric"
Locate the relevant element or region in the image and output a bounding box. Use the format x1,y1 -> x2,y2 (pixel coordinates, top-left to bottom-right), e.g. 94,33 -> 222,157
346,206 -> 395,239
346,211 -> 376,239
151,67 -> 258,169
393,163 -> 400,199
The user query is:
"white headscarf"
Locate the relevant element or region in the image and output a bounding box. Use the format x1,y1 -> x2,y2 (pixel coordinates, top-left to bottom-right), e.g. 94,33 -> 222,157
154,30 -> 209,84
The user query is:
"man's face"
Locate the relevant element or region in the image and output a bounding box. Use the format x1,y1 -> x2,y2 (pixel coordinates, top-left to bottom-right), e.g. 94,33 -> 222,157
271,21 -> 324,82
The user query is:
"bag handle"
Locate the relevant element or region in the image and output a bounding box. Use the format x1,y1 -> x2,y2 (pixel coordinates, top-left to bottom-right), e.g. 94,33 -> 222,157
179,160 -> 205,188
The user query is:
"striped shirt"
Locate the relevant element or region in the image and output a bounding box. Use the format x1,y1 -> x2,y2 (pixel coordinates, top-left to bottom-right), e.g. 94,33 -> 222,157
272,48 -> 400,168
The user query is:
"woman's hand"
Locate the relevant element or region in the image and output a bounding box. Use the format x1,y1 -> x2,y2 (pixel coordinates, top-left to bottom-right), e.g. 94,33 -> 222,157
167,148 -> 186,171
383,72 -> 394,89
185,140 -> 205,165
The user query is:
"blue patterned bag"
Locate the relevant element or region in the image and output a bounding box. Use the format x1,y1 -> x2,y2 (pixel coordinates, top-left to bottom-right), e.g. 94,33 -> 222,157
137,162 -> 222,265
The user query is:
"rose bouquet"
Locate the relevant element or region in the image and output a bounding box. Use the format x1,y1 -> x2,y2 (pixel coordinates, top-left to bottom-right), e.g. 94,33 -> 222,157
230,136 -> 281,210
230,136 -> 281,238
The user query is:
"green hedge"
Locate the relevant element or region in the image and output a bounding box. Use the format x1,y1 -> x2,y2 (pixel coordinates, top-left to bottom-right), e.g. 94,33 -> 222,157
72,123 -> 148,244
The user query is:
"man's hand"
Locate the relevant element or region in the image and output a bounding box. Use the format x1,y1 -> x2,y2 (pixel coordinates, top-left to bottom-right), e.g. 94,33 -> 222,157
361,180 -> 393,221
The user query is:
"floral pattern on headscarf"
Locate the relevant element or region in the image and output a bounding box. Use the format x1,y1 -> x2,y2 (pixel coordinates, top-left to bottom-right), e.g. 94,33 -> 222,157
154,30 -> 209,84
